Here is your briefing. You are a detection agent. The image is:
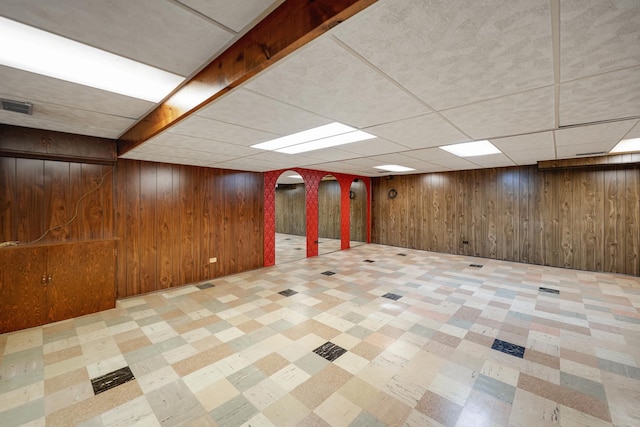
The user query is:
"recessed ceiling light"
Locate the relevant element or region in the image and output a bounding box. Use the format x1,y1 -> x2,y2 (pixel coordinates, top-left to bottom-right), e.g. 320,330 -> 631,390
439,140 -> 501,157
276,130 -> 375,154
0,16 -> 184,102
610,138 -> 640,154
287,174 -> 303,179
252,122 -> 356,151
374,165 -> 416,172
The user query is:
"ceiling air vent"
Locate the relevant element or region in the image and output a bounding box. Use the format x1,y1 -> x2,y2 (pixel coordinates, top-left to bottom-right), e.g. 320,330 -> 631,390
1,98 -> 33,115
575,151 -> 607,157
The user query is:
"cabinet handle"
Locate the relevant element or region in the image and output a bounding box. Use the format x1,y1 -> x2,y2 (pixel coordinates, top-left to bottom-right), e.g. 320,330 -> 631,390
47,276 -> 52,285
41,274 -> 47,285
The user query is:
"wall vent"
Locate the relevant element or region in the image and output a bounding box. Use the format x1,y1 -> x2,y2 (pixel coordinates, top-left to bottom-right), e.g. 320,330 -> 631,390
1,98 -> 33,115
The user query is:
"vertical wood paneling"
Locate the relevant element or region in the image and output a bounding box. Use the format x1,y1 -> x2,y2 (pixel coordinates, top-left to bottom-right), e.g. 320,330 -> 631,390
625,169 -> 640,275
275,184 -> 306,235
16,158 -> 44,243
156,163 -> 173,289
349,179 -> 367,242
371,164 -> 640,276
124,160 -> 141,296
318,180 -> 340,239
0,157 -> 16,241
80,164 -> 105,240
44,161 -> 71,242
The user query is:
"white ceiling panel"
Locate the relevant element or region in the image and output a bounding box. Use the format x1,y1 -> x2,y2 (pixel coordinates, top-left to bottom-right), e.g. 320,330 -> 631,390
0,0 -> 234,76
145,134 -> 257,157
365,114 -> 470,149
167,116 -> 278,145
441,87 -> 555,139
339,138 -> 409,157
468,153 -> 516,168
120,152 -> 217,167
411,151 -> 478,170
0,66 -> 153,119
244,151 -> 325,167
625,121 -> 640,139
177,0 -> 283,33
490,132 -> 554,153
560,0 -> 640,82
556,142 -> 617,159
245,35 -> 429,128
333,0 -> 553,110
131,144 -> 237,163
0,99 -> 135,138
559,66 -> 640,126
507,148 -> 556,165
197,89 -> 332,135
210,158 -> 290,172
555,120 -> 637,147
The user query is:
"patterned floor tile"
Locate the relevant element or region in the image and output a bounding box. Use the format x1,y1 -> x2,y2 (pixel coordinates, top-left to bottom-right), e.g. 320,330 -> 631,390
1,243 -> 639,426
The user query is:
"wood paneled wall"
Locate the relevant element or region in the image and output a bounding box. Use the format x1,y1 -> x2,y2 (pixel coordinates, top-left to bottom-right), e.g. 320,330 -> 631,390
0,157 -> 114,243
114,160 -> 264,297
2,153 -> 264,299
318,180 -> 340,239
371,166 -> 640,276
275,183 -> 306,235
350,179 -> 367,242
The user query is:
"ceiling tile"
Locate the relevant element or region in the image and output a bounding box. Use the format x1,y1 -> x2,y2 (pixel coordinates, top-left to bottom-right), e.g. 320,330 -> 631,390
245,36 -> 429,128
131,143 -> 236,163
365,114 -> 470,149
559,67 -> 640,126
210,158 -> 290,172
490,132 -> 554,152
338,138 -> 409,156
177,0 -> 283,33
0,66 -> 153,119
0,0 -> 234,75
556,142 -> 616,159
333,0 -> 553,110
441,87 -> 555,139
468,153 -> 516,168
560,0 -> 640,82
167,116 -> 278,145
145,132 -> 257,157
625,120 -> 640,139
555,120 -> 637,146
507,148 -> 556,165
0,99 -> 134,138
197,89 -> 332,135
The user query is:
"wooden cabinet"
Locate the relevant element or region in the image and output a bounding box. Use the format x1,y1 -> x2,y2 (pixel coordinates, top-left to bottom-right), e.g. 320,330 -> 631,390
0,240 -> 116,334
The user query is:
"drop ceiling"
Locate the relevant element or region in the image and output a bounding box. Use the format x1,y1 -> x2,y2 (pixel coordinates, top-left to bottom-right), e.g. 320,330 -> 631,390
1,0 -> 639,176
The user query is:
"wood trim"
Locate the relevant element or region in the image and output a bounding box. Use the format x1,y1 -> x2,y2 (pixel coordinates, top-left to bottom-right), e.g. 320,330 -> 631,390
538,154 -> 640,170
118,0 -> 377,154
0,124 -> 116,164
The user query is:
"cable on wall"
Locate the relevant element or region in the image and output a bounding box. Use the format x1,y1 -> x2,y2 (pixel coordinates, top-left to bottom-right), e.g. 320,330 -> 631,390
23,167 -> 114,245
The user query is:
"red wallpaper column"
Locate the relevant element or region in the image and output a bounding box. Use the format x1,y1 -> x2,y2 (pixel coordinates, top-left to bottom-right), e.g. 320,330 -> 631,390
300,169 -> 324,258
264,168 -> 371,265
263,169 -> 283,267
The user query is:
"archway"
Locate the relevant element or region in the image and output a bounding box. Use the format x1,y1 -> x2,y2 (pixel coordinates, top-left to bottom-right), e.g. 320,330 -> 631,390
317,174 -> 341,255
349,178 -> 367,247
275,170 -> 306,264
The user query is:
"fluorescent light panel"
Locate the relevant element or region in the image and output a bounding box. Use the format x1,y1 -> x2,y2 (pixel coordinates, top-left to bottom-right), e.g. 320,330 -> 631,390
374,165 -> 415,172
439,140 -> 501,157
0,17 -> 184,102
252,122 -> 375,154
276,130 -> 375,154
287,174 -> 303,179
610,138 -> 640,153
252,122 -> 356,151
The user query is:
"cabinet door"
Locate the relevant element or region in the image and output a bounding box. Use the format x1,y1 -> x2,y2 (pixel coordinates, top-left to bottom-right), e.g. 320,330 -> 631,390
46,240 -> 116,323
0,247 -> 47,333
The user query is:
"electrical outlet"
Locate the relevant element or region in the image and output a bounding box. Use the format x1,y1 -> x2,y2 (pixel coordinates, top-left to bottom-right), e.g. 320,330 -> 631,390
462,240 -> 469,245
209,257 -> 217,263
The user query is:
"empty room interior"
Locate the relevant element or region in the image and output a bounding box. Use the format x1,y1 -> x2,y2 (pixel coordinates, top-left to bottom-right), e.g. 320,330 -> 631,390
1,1 -> 640,426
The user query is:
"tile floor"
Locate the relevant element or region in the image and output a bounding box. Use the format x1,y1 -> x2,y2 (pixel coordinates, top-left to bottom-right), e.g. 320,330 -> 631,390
1,244 -> 639,426
275,233 -> 366,264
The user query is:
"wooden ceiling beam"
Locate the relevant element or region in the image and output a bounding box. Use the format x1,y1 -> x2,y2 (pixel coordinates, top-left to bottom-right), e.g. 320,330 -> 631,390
118,0 -> 377,155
